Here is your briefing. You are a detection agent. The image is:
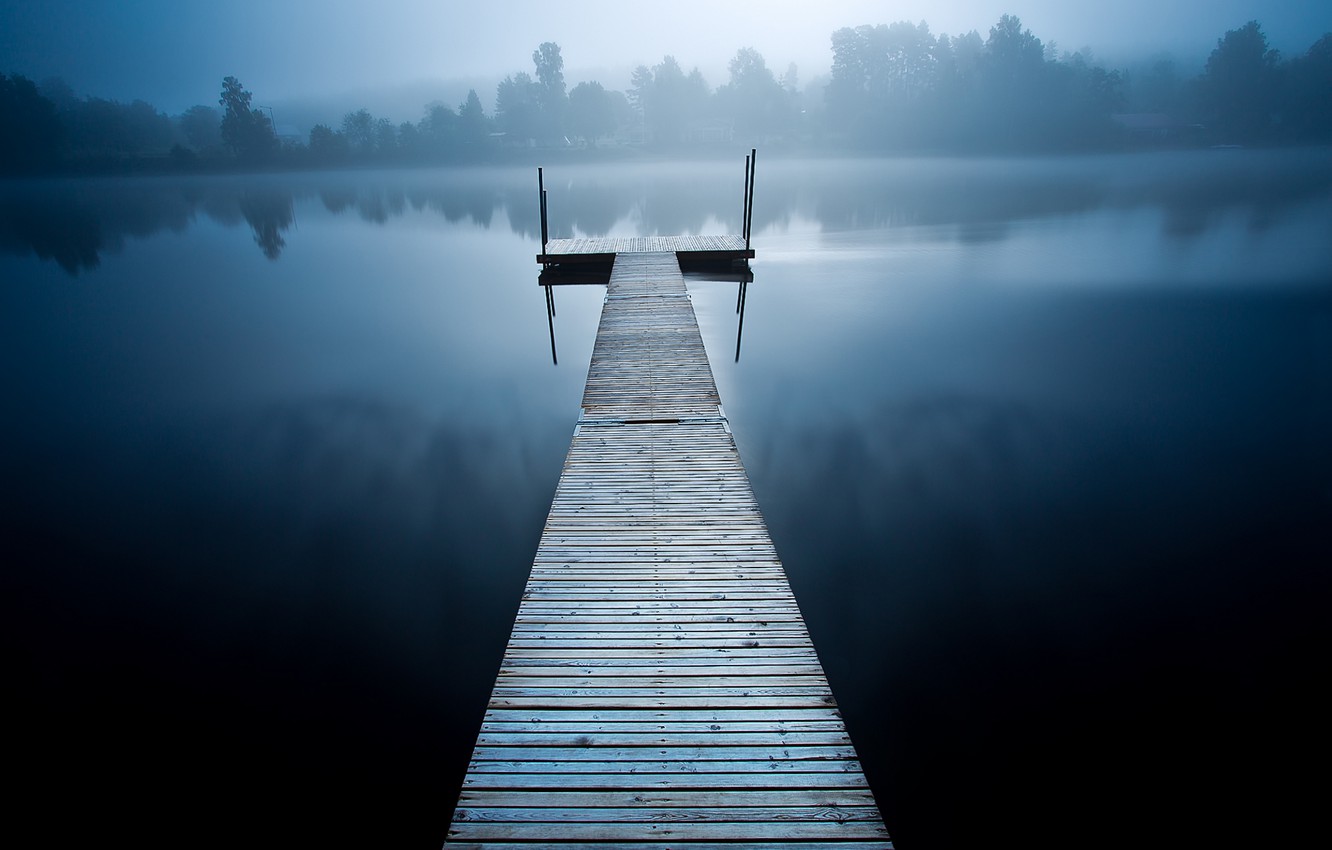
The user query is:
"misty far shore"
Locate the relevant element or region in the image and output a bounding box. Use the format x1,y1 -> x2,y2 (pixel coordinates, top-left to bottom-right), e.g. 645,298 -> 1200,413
3,14 -> 1330,177
5,149 -> 1330,278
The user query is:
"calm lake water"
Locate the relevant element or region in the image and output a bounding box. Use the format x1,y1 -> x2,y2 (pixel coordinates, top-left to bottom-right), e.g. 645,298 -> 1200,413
4,152 -> 1329,848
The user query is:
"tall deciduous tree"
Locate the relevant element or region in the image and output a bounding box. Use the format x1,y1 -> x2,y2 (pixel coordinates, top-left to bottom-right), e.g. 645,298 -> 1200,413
568,81 -> 615,145
631,57 -> 711,145
496,72 -> 540,143
0,73 -> 61,173
420,103 -> 458,154
532,41 -> 567,141
1200,20 -> 1280,143
458,89 -> 489,146
985,14 -> 1046,80
1283,33 -> 1332,141
980,15 -> 1050,149
66,97 -> 172,156
827,22 -> 942,144
219,76 -> 275,161
342,108 -> 375,154
718,48 -> 790,141
307,123 -> 347,161
179,105 -> 222,153
374,117 -> 397,154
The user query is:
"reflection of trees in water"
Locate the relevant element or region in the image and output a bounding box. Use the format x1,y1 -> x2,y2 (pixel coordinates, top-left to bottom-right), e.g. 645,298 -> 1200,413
500,182 -> 541,241
1144,153 -> 1332,241
407,183 -> 497,228
319,187 -> 358,215
238,191 -> 295,259
0,194 -> 104,274
0,181 -> 197,274
809,164 -> 1105,238
3,152 -> 1329,275
787,153 -> 1332,244
0,175 -> 505,273
321,179 -> 499,228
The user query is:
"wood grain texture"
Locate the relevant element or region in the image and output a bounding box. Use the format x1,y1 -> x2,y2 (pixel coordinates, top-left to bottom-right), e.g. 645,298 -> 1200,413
447,251 -> 889,846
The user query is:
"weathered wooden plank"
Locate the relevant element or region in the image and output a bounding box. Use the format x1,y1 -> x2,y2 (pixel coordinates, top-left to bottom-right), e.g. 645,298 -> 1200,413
490,676 -> 829,690
465,760 -> 862,775
495,652 -> 815,666
487,696 -> 838,710
475,724 -> 849,740
456,789 -> 879,808
482,708 -> 846,723
495,662 -> 822,671
509,619 -> 806,629
502,637 -> 808,647
497,666 -> 823,678
450,843 -> 891,850
461,772 -> 871,790
447,820 -> 890,841
541,235 -> 750,260
454,805 -> 883,823
510,622 -> 801,631
470,745 -> 858,762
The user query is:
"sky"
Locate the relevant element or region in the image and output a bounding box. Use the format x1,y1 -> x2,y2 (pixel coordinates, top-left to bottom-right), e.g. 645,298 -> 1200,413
3,0 -> 1331,119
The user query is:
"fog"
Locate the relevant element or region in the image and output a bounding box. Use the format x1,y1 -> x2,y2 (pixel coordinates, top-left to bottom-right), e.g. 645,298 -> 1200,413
6,8 -> 1331,175
3,1 -> 1329,115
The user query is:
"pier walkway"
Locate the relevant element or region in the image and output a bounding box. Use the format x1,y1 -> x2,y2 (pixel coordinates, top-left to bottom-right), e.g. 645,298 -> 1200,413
446,243 -> 890,847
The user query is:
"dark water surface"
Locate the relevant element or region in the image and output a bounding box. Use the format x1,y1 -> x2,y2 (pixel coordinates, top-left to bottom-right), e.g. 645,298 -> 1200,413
4,153 -> 1329,848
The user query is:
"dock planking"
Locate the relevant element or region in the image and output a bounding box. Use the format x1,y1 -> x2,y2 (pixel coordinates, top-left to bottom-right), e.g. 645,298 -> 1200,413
538,235 -> 753,268
447,244 -> 890,847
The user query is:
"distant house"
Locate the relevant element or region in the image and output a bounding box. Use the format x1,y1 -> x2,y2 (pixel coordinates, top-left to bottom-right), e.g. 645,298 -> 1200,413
1111,113 -> 1204,143
682,121 -> 734,145
490,130 -> 534,149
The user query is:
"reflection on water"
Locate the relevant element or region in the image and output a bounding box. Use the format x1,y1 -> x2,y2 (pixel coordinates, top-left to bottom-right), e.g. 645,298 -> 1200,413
3,153 -> 1330,849
4,150 -> 1331,275
238,189 -> 295,259
695,240 -> 1331,848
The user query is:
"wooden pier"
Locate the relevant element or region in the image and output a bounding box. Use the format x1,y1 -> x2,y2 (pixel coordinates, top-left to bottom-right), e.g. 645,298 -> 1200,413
445,236 -> 890,847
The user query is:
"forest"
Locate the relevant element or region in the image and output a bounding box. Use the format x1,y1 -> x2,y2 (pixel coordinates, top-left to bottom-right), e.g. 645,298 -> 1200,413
2,15 -> 1330,175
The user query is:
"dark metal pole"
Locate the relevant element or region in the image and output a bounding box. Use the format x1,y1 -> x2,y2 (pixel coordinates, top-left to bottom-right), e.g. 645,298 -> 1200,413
742,154 -> 751,241
545,285 -> 558,365
538,167 -> 548,256
541,192 -> 549,253
735,281 -> 747,362
745,148 -> 756,252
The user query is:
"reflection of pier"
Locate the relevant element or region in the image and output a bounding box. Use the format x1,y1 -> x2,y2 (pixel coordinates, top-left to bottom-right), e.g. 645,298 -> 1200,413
446,158 -> 890,847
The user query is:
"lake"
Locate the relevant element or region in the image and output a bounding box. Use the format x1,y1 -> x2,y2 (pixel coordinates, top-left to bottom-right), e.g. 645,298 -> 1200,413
4,151 -> 1329,849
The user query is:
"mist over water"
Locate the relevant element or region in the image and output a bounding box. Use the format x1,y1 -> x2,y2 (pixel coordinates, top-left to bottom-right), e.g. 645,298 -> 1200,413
4,151 -> 1329,848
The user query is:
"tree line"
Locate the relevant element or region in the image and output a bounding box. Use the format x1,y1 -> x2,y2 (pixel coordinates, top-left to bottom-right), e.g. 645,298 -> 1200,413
823,16 -> 1331,150
3,16 -> 1329,175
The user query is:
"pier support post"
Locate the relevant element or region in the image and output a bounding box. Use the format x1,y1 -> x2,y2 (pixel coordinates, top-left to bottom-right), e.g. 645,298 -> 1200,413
538,167 -> 549,259
742,154 -> 751,243
745,148 -> 756,253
